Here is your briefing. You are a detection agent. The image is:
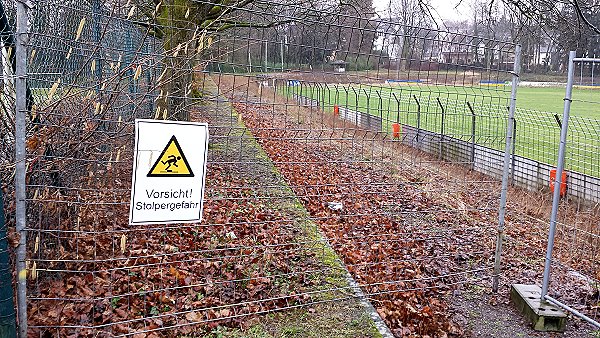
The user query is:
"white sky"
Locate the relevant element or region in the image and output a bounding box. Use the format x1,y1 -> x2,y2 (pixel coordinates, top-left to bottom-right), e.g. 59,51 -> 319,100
373,0 -> 471,23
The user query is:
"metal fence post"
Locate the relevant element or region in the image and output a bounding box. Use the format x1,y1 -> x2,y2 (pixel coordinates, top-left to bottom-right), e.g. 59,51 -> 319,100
299,81 -> 304,108
413,94 -> 420,144
343,86 -> 349,115
351,87 -> 358,124
436,97 -> 445,160
392,92 -> 400,123
15,1 -> 30,336
363,88 -> 370,123
316,82 -> 321,110
541,50 -> 576,298
263,40 -> 268,73
466,101 -> 476,169
323,83 -> 330,113
0,185 -> 16,338
315,83 -> 318,108
376,90 -> 382,121
493,44 -> 521,292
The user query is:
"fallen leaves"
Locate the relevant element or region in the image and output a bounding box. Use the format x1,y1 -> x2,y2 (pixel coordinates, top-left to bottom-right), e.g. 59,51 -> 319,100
231,100 -> 502,336
26,103 -> 324,337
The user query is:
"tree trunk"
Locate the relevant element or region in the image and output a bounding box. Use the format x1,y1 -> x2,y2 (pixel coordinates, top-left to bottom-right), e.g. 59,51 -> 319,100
156,0 -> 198,121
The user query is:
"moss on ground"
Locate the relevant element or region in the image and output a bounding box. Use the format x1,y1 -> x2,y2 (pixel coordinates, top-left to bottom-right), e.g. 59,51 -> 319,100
196,302 -> 379,337
195,78 -> 382,338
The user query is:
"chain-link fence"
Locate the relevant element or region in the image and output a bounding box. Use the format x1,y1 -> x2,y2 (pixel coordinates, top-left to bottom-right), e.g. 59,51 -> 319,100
0,0 -> 599,336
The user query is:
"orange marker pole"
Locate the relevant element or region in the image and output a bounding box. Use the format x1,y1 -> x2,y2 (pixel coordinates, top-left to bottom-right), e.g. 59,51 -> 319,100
392,123 -> 401,139
550,169 -> 567,196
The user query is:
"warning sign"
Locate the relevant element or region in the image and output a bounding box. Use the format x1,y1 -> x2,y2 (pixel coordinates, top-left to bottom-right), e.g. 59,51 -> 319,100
129,119 -> 209,225
147,136 -> 194,177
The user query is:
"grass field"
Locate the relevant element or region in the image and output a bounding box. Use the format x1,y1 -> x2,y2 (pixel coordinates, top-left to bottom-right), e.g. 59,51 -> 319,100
283,83 -> 600,177
517,86 -> 600,117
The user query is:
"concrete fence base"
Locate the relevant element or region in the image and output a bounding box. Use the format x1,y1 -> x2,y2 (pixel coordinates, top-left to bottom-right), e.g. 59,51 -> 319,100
291,93 -> 600,204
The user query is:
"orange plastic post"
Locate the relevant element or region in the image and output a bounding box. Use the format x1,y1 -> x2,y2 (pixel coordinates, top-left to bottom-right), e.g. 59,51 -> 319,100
550,169 -> 567,196
333,105 -> 339,116
392,123 -> 401,139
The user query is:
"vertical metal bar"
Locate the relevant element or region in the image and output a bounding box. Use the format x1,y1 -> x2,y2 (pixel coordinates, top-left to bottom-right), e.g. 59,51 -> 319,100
466,101 -> 476,169
592,58 -> 595,85
322,83 -> 327,114
541,50 -> 576,298
317,83 -> 322,110
328,84 -> 334,117
376,90 -> 382,130
436,97 -> 445,160
15,1 -> 29,336
385,89 -> 391,124
299,81 -> 303,106
263,40 -> 267,72
351,87 -> 358,123
396,44 -> 400,78
317,84 -> 325,111
363,89 -> 370,128
248,51 -> 252,72
493,44 -> 521,292
413,94 -> 420,144
343,86 -> 348,120
392,92 -> 400,123
322,83 -> 327,112
280,40 -> 284,72
313,83 -> 318,110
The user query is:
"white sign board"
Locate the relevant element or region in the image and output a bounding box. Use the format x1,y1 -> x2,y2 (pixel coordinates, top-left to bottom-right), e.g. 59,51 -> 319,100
129,119 -> 209,225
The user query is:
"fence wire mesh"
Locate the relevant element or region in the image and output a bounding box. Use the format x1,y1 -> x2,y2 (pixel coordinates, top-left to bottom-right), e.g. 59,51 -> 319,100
0,0 -> 599,336
0,1 -> 17,334
540,57 -> 600,327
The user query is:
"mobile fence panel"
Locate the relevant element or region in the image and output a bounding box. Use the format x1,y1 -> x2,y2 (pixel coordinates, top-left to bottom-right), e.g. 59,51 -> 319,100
541,52 -> 600,328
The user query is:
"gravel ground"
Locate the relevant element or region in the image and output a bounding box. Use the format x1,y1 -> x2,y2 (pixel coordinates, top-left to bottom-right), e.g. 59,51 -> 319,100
451,288 -> 595,337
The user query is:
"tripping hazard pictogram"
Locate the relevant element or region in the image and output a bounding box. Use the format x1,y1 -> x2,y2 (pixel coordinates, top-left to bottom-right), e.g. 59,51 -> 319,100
147,135 -> 194,177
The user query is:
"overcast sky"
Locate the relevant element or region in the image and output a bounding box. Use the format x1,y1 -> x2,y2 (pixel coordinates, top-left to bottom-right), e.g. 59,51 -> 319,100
373,0 -> 471,23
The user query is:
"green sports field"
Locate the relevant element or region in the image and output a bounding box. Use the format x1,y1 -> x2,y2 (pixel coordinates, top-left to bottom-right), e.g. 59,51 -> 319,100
517,86 -> 600,117
283,83 -> 600,176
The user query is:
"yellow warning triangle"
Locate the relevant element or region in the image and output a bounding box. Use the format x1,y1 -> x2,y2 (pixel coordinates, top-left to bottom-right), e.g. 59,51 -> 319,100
147,135 -> 194,177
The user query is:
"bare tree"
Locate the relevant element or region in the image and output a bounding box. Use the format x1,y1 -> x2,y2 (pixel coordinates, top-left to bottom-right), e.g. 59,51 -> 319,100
386,0 -> 434,71
472,0 -> 600,70
125,0 -> 304,121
